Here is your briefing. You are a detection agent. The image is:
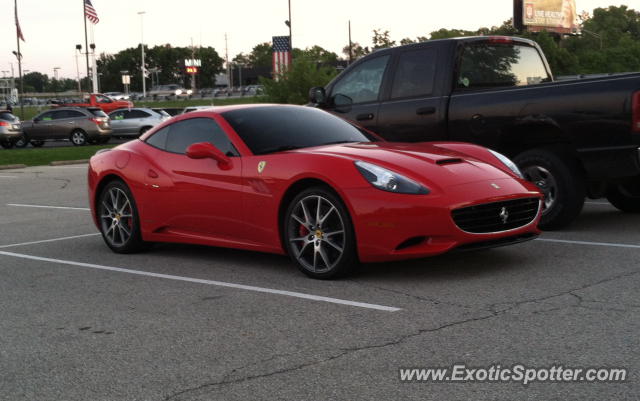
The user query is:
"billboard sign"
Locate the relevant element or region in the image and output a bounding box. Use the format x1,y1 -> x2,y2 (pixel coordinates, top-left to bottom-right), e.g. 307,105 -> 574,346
521,0 -> 577,33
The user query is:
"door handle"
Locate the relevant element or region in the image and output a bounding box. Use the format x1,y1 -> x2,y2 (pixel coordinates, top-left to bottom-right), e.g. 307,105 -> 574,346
147,169 -> 158,178
356,113 -> 374,121
416,107 -> 436,115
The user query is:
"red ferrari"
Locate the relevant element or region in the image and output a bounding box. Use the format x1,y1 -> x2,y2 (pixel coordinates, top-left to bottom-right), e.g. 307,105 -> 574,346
88,104 -> 543,279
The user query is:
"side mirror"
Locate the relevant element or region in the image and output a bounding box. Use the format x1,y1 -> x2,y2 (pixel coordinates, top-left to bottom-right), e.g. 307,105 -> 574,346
186,142 -> 233,170
33,118 -> 40,123
333,93 -> 353,113
308,86 -> 326,106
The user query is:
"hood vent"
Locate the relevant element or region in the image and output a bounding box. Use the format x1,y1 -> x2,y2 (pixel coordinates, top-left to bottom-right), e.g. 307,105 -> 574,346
436,158 -> 464,165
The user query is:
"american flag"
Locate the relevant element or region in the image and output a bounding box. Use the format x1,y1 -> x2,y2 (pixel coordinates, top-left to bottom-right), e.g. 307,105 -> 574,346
15,6 -> 25,42
272,36 -> 291,76
84,0 -> 100,24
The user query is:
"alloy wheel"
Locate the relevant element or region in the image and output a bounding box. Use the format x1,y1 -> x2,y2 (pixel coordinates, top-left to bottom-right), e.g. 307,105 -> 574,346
287,195 -> 346,274
522,165 -> 557,214
100,187 -> 134,247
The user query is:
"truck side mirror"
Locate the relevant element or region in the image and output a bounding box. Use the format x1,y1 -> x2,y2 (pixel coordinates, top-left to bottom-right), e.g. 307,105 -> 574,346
333,94 -> 353,113
309,87 -> 326,106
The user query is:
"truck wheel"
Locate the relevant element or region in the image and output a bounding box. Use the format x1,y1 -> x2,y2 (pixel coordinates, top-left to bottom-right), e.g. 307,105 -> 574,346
30,140 -> 44,147
606,177 -> 640,213
70,130 -> 88,146
514,148 -> 585,230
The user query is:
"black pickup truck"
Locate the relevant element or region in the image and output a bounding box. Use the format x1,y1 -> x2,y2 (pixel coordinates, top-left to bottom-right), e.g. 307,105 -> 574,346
310,36 -> 640,229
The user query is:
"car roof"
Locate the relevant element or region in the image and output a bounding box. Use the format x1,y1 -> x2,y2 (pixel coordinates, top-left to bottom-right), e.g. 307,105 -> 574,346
109,107 -> 153,114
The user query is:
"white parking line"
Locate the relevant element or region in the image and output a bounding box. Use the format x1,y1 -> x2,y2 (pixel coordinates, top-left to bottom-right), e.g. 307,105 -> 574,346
0,250 -> 401,312
0,233 -> 100,249
584,201 -> 611,206
537,238 -> 640,250
0,175 -> 17,178
7,203 -> 90,211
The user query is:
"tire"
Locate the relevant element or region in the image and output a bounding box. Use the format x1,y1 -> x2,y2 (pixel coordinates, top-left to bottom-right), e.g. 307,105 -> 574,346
0,141 -> 14,149
70,129 -> 88,146
14,134 -> 28,148
97,180 -> 147,253
606,177 -> 640,213
283,186 -> 358,279
514,148 -> 585,230
30,140 -> 44,147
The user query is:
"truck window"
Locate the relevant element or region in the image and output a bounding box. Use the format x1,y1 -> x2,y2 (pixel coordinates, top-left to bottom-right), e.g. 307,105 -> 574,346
391,48 -> 437,99
456,43 -> 551,90
331,55 -> 390,104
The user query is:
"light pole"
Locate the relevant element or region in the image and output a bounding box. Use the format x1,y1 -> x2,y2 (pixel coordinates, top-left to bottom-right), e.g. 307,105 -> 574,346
53,67 -> 61,80
285,0 -> 292,53
75,44 -> 82,93
138,11 -> 146,98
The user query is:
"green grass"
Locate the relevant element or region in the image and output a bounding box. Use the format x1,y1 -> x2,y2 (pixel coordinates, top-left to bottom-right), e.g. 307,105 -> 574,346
0,144 -> 116,167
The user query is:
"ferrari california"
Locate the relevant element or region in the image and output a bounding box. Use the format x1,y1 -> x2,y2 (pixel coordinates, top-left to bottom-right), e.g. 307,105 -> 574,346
88,104 -> 543,279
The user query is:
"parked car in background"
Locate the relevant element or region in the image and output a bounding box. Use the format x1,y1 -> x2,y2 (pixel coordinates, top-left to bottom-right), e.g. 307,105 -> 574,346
108,108 -> 170,137
0,110 -> 23,149
155,107 -> 183,117
20,107 -> 111,147
182,105 -> 214,114
310,36 -> 640,229
104,92 -> 130,101
53,93 -> 133,114
148,84 -> 192,99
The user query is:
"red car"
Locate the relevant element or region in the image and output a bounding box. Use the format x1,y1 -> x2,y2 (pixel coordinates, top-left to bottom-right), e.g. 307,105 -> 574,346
88,105 -> 543,279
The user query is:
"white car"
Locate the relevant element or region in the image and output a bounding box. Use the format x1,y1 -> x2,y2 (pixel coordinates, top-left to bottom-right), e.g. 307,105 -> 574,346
104,92 -> 130,101
108,108 -> 170,137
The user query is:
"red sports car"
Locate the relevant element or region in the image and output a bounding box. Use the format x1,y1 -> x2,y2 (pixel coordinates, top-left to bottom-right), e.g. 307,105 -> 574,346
88,104 -> 543,279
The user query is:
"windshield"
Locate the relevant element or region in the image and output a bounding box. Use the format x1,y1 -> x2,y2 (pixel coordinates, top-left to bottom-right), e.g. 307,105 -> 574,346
89,109 -> 108,118
153,109 -> 170,117
0,112 -> 16,121
222,106 -> 377,155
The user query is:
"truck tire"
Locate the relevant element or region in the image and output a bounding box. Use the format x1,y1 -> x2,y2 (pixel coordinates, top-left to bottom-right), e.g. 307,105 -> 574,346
14,134 -> 29,148
606,177 -> 640,213
514,148 -> 585,230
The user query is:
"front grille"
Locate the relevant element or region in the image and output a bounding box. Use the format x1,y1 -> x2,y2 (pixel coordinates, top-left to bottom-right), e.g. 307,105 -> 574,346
452,197 -> 539,234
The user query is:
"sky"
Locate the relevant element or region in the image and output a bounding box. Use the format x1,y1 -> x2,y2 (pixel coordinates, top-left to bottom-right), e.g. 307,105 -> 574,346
0,0 -> 625,79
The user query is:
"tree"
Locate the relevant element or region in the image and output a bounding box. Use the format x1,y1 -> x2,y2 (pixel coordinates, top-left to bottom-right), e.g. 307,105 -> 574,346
342,42 -> 370,61
372,29 -> 396,49
248,42 -> 273,68
260,58 -> 338,104
22,72 -> 49,92
294,45 -> 339,65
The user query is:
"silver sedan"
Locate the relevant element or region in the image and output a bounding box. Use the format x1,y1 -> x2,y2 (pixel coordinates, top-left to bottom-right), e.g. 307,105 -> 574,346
108,108 -> 170,137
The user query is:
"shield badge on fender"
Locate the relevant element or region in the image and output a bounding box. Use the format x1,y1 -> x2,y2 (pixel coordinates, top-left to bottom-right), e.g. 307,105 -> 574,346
257,161 -> 267,173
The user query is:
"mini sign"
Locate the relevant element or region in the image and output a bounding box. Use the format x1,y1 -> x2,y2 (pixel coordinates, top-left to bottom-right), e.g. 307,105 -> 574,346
185,59 -> 202,67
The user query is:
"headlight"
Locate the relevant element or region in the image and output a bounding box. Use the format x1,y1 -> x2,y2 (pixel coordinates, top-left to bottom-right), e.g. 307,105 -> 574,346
186,89 -> 193,95
175,89 -> 183,96
355,161 -> 429,194
489,150 -> 523,178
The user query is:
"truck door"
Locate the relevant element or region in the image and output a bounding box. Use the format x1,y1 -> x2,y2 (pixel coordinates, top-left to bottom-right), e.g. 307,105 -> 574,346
376,46 -> 448,142
324,54 -> 391,132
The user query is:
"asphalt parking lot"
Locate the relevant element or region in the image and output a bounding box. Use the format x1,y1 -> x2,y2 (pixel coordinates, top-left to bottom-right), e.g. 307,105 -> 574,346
0,165 -> 638,400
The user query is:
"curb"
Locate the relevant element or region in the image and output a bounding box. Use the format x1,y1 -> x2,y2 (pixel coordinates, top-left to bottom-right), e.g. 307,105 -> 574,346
49,159 -> 89,166
0,164 -> 27,170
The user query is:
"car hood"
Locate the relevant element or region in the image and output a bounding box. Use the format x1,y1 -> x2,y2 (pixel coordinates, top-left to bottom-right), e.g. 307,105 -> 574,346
300,142 -> 515,187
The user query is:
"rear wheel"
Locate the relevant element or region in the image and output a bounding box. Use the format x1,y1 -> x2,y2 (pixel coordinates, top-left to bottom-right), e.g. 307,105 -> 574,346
98,180 -> 147,253
14,134 -> 28,148
606,177 -> 640,212
515,148 -> 585,230
0,141 -> 14,149
30,140 -> 44,147
284,187 -> 358,279
70,129 -> 88,146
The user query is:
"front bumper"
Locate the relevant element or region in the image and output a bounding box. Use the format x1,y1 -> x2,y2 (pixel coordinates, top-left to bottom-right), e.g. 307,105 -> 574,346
345,178 -> 543,263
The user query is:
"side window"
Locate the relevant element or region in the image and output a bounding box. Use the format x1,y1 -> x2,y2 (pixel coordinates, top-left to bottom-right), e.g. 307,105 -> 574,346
165,118 -> 237,156
110,110 -> 126,120
129,110 -> 151,119
331,55 -> 390,104
456,43 -> 551,89
64,110 -> 86,119
391,48 -> 437,99
96,95 -> 112,103
38,111 -> 56,121
145,126 -> 170,150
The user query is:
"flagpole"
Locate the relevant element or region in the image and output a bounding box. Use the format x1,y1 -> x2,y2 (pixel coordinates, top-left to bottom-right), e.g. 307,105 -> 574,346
14,0 -> 24,119
83,0 -> 90,93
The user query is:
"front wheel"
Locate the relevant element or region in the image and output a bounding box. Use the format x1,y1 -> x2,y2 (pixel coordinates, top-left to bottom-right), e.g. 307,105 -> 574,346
70,130 -> 88,146
14,134 -> 29,148
98,180 -> 147,253
284,187 -> 358,279
0,140 -> 14,149
606,177 -> 640,212
515,148 -> 585,230
30,140 -> 44,147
